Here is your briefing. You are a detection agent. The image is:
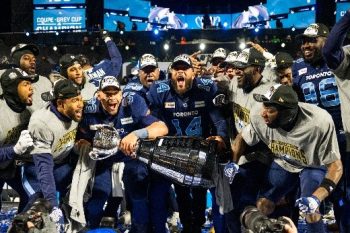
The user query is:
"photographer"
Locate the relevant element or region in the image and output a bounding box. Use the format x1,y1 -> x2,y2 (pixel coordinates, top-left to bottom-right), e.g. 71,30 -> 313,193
241,206 -> 297,233
7,199 -> 56,233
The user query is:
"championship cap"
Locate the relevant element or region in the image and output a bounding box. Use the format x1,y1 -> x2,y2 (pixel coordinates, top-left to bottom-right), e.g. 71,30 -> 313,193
253,84 -> 298,109
296,23 -> 329,39
275,52 -> 294,69
139,54 -> 158,69
41,79 -> 80,101
171,54 -> 192,68
220,51 -> 239,67
212,48 -> 227,59
233,48 -> 266,68
0,68 -> 39,89
99,76 -> 121,90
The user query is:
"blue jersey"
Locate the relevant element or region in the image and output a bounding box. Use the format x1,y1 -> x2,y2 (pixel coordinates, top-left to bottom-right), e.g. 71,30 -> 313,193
77,93 -> 158,162
292,59 -> 342,130
147,78 -> 227,138
85,40 -> 122,87
123,78 -> 148,101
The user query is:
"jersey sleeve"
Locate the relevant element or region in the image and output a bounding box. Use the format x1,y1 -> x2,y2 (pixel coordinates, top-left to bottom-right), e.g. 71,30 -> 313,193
76,114 -> 94,142
146,82 -> 167,120
316,118 -> 341,165
323,10 -> 349,70
126,92 -> 159,127
208,107 -> 227,138
33,153 -> 57,207
29,120 -> 54,155
76,98 -> 99,141
333,46 -> 350,80
200,79 -> 227,137
106,40 -> 122,77
241,116 -> 261,146
0,146 -> 15,162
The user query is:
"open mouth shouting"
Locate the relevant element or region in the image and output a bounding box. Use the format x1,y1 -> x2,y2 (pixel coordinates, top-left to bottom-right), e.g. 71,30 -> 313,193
146,77 -> 154,85
27,92 -> 34,105
176,76 -> 185,88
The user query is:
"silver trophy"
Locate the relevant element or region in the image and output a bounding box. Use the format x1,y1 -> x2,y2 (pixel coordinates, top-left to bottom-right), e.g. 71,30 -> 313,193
89,125 -> 229,187
89,124 -> 120,160
136,136 -> 219,187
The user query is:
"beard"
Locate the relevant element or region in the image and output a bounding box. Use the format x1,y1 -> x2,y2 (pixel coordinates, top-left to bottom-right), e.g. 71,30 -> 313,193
303,48 -> 323,65
171,78 -> 193,95
241,71 -> 255,93
66,107 -> 82,122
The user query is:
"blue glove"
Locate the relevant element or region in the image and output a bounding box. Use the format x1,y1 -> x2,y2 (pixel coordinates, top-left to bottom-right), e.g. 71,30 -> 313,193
49,206 -> 64,233
295,195 -> 321,214
224,162 -> 239,184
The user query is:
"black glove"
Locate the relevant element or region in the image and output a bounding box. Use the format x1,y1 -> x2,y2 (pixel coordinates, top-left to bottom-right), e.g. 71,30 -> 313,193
100,29 -> 111,41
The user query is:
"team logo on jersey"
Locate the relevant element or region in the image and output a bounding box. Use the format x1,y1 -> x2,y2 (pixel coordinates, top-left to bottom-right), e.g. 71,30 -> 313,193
298,68 -> 307,76
157,83 -> 170,93
121,117 -> 133,125
122,94 -> 134,106
165,102 -> 175,108
200,78 -> 213,86
194,101 -> 205,108
84,98 -> 99,113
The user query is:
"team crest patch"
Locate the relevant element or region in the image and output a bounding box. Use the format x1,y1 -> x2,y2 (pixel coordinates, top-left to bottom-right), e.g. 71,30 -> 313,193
165,102 -> 175,108
200,78 -> 213,86
121,117 -> 133,125
122,95 -> 134,106
157,83 -> 170,93
298,68 -> 307,76
84,98 -> 98,113
194,101 -> 205,108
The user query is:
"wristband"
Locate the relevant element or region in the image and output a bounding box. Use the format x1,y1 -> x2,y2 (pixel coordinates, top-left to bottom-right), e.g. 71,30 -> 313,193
319,178 -> 336,194
133,128 -> 148,139
104,37 -> 111,43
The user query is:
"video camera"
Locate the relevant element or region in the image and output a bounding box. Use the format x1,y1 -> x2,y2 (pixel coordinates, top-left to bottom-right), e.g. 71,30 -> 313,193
240,206 -> 288,233
8,198 -> 53,233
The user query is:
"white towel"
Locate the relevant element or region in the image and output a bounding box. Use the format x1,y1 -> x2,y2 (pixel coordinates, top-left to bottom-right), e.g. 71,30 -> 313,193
111,162 -> 125,197
66,143 -> 96,232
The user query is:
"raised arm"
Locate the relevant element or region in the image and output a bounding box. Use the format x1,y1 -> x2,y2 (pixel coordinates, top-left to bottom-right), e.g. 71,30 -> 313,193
323,10 -> 350,69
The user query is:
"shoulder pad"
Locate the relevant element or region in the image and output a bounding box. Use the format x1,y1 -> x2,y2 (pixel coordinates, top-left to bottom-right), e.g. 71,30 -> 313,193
196,78 -> 214,92
155,80 -> 170,93
124,82 -> 144,92
84,97 -> 99,113
295,58 -> 304,64
122,92 -> 136,106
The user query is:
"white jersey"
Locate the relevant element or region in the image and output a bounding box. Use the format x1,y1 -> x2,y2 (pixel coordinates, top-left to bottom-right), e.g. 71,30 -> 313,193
332,45 -> 350,152
242,102 -> 341,173
28,104 -> 78,163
